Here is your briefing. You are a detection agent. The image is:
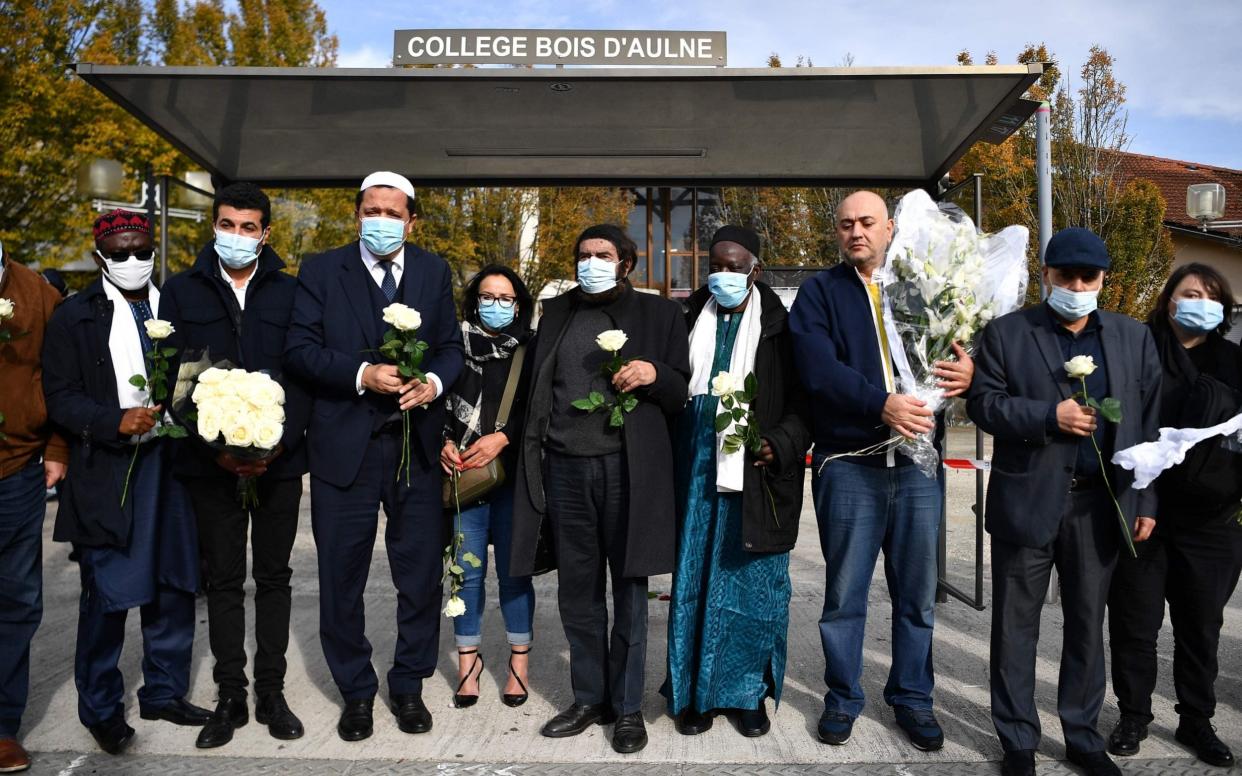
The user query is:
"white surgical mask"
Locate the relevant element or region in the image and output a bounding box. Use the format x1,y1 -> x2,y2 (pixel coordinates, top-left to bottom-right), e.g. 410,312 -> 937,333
1047,285 -> 1099,320
576,258 -> 618,294
97,251 -> 154,291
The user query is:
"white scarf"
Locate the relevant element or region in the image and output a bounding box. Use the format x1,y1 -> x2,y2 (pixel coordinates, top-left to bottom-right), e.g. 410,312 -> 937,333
102,278 -> 160,443
687,286 -> 763,492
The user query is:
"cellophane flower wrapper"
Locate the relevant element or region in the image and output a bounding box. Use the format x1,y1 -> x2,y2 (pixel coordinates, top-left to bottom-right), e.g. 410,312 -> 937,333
882,189 -> 1030,478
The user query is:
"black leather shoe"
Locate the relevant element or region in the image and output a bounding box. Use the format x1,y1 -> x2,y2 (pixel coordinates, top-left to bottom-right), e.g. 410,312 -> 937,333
337,698 -> 373,742
1066,748 -> 1121,776
1001,749 -> 1036,776
676,708 -> 714,736
1175,717 -> 1234,767
1107,715 -> 1148,757
540,703 -> 615,738
88,715 -> 135,755
195,696 -> 248,749
139,696 -> 212,726
256,693 -> 304,741
391,693 -> 432,734
611,712 -> 648,754
737,702 -> 770,737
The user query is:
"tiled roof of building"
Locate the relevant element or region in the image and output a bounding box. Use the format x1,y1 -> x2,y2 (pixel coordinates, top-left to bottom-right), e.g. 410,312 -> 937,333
1112,150 -> 1242,238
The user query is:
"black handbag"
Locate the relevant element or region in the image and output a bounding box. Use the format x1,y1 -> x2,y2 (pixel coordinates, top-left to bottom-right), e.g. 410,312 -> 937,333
442,345 -> 525,508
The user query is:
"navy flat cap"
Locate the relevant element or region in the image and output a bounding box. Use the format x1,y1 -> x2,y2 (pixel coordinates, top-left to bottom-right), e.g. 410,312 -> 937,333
1044,227 -> 1110,270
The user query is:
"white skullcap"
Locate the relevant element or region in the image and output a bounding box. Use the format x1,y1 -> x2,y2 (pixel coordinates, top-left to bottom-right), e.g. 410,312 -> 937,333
359,171 -> 415,201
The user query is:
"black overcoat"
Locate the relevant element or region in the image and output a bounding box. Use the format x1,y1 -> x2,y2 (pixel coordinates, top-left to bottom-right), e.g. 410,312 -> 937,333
159,242 -> 310,480
509,284 -> 690,577
683,282 -> 811,553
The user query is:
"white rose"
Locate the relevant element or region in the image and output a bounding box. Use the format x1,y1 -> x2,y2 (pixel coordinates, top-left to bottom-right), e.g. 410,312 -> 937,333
254,421 -> 283,450
198,367 -> 228,385
223,421 -> 254,448
259,403 -> 285,424
393,307 -> 422,332
442,595 -> 466,618
381,303 -> 406,326
1065,355 -> 1097,379
144,318 -> 174,341
596,329 -> 628,352
710,371 -> 738,397
979,305 -> 995,323
0,298 -> 14,321
197,407 -> 223,443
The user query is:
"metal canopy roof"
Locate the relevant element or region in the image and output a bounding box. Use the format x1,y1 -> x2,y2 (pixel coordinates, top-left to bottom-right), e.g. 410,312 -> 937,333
75,63 -> 1042,188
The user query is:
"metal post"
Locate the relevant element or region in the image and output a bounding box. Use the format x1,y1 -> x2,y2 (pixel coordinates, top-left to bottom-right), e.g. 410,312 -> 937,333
1036,101 -> 1052,300
972,173 -> 986,606
159,175 -> 169,286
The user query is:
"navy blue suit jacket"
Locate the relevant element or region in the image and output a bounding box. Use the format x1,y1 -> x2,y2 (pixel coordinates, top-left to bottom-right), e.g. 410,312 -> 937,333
967,305 -> 1162,549
283,241 -> 464,488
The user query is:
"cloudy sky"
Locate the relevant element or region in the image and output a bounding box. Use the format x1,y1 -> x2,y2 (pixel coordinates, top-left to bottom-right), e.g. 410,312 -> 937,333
320,0 -> 1241,172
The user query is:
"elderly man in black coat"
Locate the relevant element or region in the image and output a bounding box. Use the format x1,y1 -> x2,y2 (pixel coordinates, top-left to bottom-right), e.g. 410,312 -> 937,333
967,228 -> 1161,776
510,224 -> 690,754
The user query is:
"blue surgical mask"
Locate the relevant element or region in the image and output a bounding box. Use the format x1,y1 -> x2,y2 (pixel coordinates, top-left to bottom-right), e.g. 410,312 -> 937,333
359,216 -> 407,256
215,230 -> 262,269
1173,298 -> 1224,333
577,257 -> 618,295
1048,285 -> 1099,320
478,300 -> 516,331
707,271 -> 752,309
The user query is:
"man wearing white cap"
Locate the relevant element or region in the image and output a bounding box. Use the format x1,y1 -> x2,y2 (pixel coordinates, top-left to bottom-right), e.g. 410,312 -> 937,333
285,171 -> 464,741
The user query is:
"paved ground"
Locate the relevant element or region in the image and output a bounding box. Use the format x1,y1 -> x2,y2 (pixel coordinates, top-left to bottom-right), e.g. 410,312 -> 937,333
18,428 -> 1242,773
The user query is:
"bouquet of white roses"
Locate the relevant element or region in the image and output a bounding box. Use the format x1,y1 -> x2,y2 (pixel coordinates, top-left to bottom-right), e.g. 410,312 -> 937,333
171,353 -> 286,507
881,189 -> 1029,477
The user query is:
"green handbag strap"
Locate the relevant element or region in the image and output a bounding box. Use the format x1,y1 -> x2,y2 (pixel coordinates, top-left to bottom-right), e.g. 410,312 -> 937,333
494,344 -> 526,432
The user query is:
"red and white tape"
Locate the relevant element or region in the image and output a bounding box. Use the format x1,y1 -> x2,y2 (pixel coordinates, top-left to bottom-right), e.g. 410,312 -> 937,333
943,458 -> 991,471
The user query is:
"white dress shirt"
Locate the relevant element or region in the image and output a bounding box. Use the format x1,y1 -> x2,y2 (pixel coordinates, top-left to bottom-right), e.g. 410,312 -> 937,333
354,243 -> 443,399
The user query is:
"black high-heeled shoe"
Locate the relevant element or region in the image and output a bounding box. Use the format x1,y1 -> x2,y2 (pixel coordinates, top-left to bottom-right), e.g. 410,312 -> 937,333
453,648 -> 484,709
502,646 -> 531,707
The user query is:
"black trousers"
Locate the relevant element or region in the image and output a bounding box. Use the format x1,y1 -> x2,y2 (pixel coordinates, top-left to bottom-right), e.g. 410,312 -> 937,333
186,473 -> 301,699
991,487 -> 1119,754
1108,515 -> 1242,723
545,451 -> 648,716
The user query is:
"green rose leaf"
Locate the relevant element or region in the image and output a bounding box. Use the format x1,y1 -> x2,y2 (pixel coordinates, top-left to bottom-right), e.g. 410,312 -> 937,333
1099,397 -> 1122,423
744,372 -> 758,397
398,364 -> 413,377
383,329 -> 397,343
128,374 -> 147,389
609,405 -> 625,428
462,551 -> 483,568
449,564 -> 464,575
161,347 -> 177,358
571,398 -> 595,411
714,412 -> 732,433
588,391 -> 606,407
621,393 -> 638,412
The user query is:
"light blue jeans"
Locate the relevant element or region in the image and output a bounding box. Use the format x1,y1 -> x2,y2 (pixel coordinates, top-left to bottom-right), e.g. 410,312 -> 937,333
811,456 -> 942,718
452,485 -> 535,647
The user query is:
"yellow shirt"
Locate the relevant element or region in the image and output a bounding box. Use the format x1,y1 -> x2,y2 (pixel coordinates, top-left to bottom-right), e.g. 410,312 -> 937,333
863,278 -> 896,393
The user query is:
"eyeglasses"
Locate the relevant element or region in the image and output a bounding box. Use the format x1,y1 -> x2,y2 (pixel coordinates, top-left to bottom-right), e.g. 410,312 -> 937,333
96,249 -> 155,263
479,295 -> 516,309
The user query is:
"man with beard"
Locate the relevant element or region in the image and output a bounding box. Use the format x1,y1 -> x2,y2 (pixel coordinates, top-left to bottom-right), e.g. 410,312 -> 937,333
509,224 -> 690,754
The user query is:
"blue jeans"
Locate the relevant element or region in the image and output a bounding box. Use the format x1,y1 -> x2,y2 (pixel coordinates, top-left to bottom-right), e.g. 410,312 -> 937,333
0,457 -> 46,737
451,485 -> 535,647
811,456 -> 942,717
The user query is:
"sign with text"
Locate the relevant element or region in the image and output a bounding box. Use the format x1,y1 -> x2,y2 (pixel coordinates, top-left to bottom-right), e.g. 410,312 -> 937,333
393,29 -> 727,66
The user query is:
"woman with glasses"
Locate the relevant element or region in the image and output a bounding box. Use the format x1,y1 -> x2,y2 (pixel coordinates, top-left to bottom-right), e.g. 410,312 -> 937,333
1107,263 -> 1242,767
440,265 -> 536,708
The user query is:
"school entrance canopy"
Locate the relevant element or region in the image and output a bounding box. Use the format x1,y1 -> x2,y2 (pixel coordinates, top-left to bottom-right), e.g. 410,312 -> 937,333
73,63 -> 1043,189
